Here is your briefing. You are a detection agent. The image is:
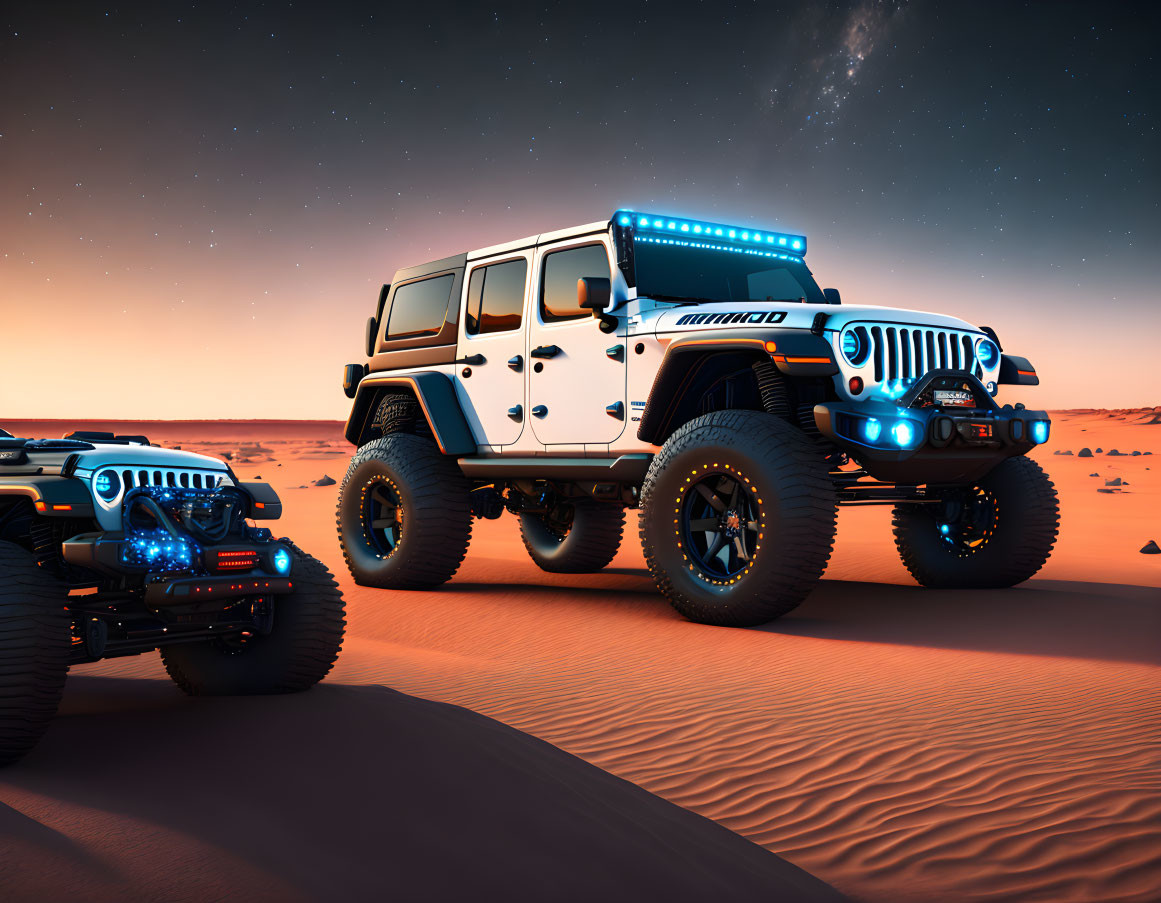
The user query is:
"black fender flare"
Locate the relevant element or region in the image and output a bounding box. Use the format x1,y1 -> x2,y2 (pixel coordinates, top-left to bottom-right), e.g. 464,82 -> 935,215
998,354 -> 1039,386
0,476 -> 96,517
345,371 -> 477,455
636,330 -> 838,444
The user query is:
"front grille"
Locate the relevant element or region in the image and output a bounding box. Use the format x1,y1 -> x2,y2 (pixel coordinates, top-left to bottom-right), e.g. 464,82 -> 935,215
866,325 -> 983,383
119,467 -> 228,491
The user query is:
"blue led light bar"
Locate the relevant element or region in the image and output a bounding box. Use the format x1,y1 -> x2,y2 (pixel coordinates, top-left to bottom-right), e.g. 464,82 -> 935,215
613,209 -> 807,255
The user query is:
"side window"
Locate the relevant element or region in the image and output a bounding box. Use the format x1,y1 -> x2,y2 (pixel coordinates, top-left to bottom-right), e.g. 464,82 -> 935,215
466,259 -> 527,336
540,243 -> 610,323
386,274 -> 455,338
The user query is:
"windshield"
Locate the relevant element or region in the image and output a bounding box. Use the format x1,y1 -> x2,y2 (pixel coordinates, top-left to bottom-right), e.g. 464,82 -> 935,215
633,240 -> 825,305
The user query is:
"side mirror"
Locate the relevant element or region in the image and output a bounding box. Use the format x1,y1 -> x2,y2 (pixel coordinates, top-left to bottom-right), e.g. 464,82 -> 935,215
342,363 -> 366,399
577,277 -> 611,312
823,287 -> 842,305
365,316 -> 379,357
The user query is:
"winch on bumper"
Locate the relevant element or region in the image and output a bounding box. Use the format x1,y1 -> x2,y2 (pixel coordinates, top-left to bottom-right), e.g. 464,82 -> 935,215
814,369 -> 1050,484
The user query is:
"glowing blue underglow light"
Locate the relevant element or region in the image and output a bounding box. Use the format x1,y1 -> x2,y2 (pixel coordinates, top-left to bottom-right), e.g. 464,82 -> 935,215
863,418 -> 882,442
1030,420 -> 1050,444
879,379 -> 914,400
891,420 -> 917,447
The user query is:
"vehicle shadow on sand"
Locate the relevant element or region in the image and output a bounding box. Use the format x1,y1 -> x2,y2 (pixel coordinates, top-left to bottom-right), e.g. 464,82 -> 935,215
0,680 -> 845,903
451,568 -> 1159,667
769,578 -> 1161,666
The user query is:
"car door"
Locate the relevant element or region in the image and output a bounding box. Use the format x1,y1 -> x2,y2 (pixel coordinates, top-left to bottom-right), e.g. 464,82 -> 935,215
527,239 -> 626,446
453,254 -> 530,448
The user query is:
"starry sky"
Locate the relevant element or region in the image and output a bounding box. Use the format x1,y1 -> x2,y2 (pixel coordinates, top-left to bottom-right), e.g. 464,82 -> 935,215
1,1 -> 1157,419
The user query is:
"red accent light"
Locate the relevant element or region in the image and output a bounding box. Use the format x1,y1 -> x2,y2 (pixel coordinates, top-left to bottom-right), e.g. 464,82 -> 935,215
215,550 -> 260,571
849,376 -> 864,395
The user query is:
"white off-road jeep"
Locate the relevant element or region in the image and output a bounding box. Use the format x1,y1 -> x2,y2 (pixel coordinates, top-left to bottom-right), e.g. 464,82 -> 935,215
338,210 -> 1058,627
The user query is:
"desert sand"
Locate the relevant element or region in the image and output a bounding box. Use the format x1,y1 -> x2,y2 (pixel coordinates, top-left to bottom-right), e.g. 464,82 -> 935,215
1,409 -> 1159,902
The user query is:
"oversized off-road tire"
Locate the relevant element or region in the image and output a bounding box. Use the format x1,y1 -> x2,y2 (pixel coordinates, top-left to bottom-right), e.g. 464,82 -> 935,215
160,542 -> 345,696
519,501 -> 625,573
893,455 -> 1059,588
640,410 -> 837,627
337,434 -> 472,588
0,540 -> 70,765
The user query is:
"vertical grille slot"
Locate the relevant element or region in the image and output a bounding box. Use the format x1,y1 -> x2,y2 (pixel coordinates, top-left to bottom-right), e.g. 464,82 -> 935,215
871,326 -> 884,382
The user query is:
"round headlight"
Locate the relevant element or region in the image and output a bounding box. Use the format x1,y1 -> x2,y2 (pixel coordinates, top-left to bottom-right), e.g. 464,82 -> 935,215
975,337 -> 999,369
840,326 -> 871,367
272,547 -> 292,575
93,469 -> 121,502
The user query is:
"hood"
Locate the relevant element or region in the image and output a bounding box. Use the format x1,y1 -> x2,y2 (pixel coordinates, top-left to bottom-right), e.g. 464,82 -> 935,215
649,301 -> 982,335
71,443 -> 230,475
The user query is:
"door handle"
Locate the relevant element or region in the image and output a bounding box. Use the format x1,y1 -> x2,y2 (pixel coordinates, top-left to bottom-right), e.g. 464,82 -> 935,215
507,405 -> 523,422
531,405 -> 548,418
507,355 -> 523,371
530,345 -> 560,359
605,401 -> 624,420
454,354 -> 485,365
605,344 -> 625,361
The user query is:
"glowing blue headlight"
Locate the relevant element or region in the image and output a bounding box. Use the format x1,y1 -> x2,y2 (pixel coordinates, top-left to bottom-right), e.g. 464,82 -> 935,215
840,327 -> 871,367
272,547 -> 292,575
975,337 -> 1000,369
891,420 -> 917,447
93,469 -> 121,501
863,418 -> 882,442
1030,420 -> 1050,444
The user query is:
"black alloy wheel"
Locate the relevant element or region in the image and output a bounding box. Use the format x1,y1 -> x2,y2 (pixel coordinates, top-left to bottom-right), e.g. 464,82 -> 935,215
363,477 -> 405,558
680,470 -> 762,584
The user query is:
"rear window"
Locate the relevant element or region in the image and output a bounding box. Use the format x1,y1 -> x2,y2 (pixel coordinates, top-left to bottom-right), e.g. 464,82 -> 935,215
386,274 -> 455,338
466,259 -> 527,335
540,243 -> 610,323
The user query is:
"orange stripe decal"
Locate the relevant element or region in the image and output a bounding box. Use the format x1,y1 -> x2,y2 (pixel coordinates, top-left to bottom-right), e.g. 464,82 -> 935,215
1017,369 -> 1036,376
783,356 -> 833,364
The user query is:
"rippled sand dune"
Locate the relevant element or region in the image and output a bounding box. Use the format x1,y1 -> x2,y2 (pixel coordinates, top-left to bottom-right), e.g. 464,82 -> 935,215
2,411 -> 1158,901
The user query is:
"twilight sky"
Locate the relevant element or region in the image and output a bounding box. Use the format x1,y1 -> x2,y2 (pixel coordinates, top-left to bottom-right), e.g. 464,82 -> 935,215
1,1 -> 1157,419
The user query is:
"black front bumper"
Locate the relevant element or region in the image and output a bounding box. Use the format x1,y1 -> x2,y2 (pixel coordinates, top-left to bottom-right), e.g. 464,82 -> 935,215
814,370 -> 1050,484
62,532 -> 294,607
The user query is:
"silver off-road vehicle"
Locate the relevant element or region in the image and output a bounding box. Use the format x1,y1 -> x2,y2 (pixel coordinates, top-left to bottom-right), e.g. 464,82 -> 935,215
0,429 -> 345,765
338,210 -> 1058,626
